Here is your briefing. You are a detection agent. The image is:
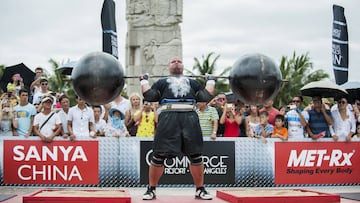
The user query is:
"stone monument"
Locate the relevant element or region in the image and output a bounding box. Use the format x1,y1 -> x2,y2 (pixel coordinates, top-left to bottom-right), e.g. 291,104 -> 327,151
125,0 -> 183,94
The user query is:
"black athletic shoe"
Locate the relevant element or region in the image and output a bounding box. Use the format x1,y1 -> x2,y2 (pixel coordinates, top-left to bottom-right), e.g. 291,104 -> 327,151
195,187 -> 213,200
143,187 -> 156,200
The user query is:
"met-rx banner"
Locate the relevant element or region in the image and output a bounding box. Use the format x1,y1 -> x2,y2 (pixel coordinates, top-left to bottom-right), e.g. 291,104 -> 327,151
140,141 -> 235,184
275,142 -> 360,184
3,140 -> 99,185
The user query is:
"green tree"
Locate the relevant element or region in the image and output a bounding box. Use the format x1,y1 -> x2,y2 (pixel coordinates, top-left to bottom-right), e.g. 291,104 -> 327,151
47,59 -> 76,105
0,64 -> 5,93
274,52 -> 329,108
186,52 -> 231,95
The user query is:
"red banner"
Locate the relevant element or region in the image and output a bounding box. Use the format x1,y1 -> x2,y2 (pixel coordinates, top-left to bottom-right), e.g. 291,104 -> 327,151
3,140 -> 99,185
275,142 -> 360,184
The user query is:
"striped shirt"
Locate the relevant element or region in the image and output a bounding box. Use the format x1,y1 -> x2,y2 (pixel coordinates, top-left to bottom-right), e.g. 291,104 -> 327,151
196,106 -> 219,136
254,123 -> 274,137
307,109 -> 332,137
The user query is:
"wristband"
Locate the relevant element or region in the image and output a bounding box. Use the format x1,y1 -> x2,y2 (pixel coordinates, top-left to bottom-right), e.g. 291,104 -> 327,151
140,80 -> 149,86
206,80 -> 215,85
212,131 -> 217,134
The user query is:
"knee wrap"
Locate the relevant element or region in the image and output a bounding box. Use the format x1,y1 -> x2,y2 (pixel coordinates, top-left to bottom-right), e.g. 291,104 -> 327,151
189,154 -> 203,165
150,153 -> 166,167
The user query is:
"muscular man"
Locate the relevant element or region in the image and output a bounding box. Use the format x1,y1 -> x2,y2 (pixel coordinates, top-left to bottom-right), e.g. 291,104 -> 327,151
140,57 -> 215,200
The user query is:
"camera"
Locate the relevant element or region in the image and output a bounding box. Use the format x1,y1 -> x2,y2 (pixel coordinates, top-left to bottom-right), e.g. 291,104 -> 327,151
7,92 -> 12,98
226,103 -> 233,109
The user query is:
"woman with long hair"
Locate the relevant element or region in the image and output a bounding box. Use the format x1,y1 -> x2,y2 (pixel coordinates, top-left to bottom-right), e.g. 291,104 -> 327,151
124,92 -> 142,136
219,103 -> 242,137
245,105 -> 260,137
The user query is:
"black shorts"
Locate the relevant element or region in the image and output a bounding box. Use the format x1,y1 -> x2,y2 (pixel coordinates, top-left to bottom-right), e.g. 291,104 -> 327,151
153,111 -> 203,156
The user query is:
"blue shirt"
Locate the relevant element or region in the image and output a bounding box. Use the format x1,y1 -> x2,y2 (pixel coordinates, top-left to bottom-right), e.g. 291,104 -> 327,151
254,123 -> 274,137
14,103 -> 36,136
308,109 -> 332,137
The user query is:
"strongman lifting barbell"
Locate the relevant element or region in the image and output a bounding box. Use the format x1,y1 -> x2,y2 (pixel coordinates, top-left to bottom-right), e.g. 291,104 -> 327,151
69,52 -> 283,105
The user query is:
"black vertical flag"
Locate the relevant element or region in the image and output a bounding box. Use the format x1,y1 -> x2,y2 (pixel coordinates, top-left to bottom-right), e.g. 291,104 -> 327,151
332,5 -> 348,85
101,0 -> 118,59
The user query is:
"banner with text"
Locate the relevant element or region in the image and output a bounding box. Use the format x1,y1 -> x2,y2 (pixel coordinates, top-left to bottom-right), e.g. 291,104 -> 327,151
140,141 -> 235,184
3,140 -> 99,185
275,142 -> 360,184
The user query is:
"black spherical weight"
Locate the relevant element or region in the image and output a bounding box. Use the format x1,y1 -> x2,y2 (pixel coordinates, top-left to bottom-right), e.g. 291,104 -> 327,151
71,52 -> 125,105
229,53 -> 282,105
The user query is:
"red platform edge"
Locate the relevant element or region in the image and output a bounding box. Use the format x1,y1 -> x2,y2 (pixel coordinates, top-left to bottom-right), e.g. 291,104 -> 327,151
22,189 -> 131,203
216,189 -> 340,203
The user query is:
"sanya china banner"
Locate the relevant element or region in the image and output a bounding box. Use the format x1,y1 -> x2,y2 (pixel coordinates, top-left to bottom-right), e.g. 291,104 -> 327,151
3,140 -> 99,185
275,142 -> 360,184
332,4 -> 349,85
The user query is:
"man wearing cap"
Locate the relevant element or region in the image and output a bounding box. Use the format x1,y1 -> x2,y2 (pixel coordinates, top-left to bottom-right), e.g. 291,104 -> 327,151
33,96 -> 61,143
68,95 -> 96,140
139,57 -> 215,200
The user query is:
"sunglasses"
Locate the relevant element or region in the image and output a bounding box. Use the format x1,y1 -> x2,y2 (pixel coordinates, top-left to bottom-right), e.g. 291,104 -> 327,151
41,83 -> 48,86
217,98 -> 225,101
292,100 -> 301,103
338,100 -> 347,104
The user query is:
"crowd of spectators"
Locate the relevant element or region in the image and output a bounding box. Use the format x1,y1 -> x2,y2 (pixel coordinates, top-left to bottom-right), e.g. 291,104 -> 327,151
1,72 -> 360,143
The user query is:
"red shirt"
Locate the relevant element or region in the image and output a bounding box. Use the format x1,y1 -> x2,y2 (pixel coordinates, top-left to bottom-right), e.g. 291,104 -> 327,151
260,107 -> 281,126
223,118 -> 240,137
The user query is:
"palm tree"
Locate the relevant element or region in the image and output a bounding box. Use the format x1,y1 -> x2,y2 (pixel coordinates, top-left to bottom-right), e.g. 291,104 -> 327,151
274,52 -> 329,108
47,59 -> 76,105
186,52 -> 231,95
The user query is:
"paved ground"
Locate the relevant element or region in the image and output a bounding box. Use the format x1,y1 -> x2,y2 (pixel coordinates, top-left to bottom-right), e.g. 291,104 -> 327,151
1,186 -> 360,202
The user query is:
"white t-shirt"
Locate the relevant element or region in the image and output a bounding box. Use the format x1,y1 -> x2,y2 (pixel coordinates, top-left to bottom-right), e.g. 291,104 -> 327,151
68,105 -> 95,137
34,112 -> 61,137
57,109 -> 69,134
33,91 -> 56,106
285,109 -> 309,139
110,98 -> 131,115
94,118 -> 107,133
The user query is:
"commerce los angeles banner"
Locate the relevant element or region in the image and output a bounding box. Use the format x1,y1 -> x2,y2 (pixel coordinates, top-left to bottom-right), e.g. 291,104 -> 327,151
3,140 -> 99,185
275,142 -> 360,184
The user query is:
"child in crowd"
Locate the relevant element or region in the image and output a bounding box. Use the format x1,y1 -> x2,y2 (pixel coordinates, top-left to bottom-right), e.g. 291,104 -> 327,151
105,108 -> 129,137
93,105 -> 106,136
253,111 -> 274,143
271,114 -> 288,141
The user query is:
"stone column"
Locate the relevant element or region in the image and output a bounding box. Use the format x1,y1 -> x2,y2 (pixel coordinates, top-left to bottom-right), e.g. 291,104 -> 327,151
125,0 -> 183,95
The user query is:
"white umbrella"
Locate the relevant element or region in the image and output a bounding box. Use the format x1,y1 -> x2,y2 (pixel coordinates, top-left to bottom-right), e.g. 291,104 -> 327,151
300,80 -> 348,98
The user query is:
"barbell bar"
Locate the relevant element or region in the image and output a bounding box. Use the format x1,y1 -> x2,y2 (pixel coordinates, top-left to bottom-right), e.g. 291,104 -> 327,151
123,75 -> 229,79
124,75 -> 288,82
71,52 -> 285,105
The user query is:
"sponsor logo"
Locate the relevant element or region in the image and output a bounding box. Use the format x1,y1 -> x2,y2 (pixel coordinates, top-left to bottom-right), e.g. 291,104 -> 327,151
287,149 -> 354,167
4,140 -> 98,184
140,141 -> 235,184
275,142 -> 360,184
